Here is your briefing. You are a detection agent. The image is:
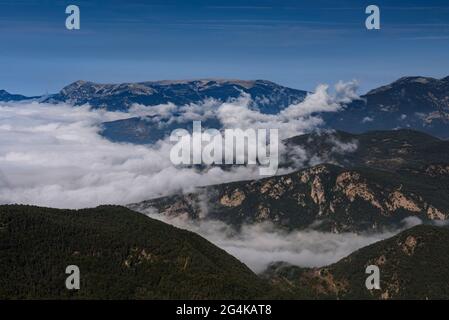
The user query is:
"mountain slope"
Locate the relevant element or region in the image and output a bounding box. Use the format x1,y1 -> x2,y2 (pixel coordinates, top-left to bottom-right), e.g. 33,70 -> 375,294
101,117 -> 222,144
129,162 -> 449,233
0,205 -> 272,299
264,225 -> 449,299
0,89 -> 35,102
46,79 -> 307,144
5,75 -> 449,142
2,205 -> 447,299
325,76 -> 449,138
284,129 -> 449,171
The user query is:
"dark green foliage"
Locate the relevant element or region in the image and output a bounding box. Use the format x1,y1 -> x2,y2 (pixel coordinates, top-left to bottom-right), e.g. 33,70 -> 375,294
0,205 -> 272,299
2,205 -> 449,300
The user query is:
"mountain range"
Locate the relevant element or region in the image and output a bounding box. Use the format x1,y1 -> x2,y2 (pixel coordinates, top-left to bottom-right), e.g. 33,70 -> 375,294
43,79 -> 307,114
2,76 -> 449,141
101,76 -> 449,143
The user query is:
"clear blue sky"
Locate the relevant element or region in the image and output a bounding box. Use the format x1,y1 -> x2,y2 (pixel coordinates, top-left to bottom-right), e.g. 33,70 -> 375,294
1,0 -> 449,95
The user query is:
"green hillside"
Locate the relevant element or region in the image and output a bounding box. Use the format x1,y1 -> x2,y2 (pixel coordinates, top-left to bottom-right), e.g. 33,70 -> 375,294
0,205 -> 272,299
264,225 -> 449,299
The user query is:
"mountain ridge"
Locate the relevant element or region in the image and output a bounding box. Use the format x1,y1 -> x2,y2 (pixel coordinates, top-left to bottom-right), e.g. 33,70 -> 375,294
0,89 -> 36,102
3,74 -> 449,140
99,74 -> 449,143
44,78 -> 308,114
129,129 -> 449,233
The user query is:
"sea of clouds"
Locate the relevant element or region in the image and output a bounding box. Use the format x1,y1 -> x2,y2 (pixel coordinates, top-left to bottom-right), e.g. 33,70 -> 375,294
0,81 -> 359,208
0,81 -> 414,272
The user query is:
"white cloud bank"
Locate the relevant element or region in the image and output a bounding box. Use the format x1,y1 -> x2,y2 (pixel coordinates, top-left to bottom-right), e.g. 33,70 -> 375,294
0,101 -> 263,208
213,81 -> 358,139
0,82 -> 359,208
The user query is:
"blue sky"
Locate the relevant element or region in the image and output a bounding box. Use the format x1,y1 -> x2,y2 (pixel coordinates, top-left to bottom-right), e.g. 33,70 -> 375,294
1,0 -> 449,95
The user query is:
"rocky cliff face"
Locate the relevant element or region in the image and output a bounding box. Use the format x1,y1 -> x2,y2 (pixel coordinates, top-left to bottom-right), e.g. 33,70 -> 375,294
129,162 -> 449,233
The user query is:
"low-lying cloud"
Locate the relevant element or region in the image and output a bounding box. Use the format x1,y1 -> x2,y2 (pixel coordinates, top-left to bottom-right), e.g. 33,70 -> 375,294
145,213 -> 418,273
0,82 -> 359,208
0,101 -> 264,208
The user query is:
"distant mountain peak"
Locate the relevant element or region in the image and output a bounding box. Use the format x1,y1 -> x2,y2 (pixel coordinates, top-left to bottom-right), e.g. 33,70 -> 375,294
48,78 -> 308,113
70,80 -> 90,86
64,78 -> 276,89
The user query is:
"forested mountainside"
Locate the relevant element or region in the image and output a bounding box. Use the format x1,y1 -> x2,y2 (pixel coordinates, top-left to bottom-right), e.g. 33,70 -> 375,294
264,225 -> 449,299
0,205 -> 272,299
